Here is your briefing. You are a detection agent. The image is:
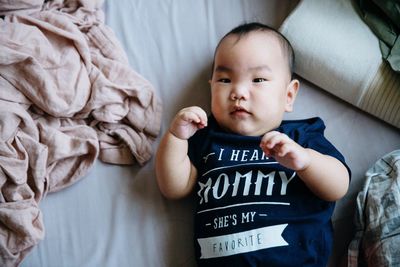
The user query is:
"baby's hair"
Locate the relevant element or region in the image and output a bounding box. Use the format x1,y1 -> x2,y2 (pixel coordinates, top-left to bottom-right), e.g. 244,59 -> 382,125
212,22 -> 295,78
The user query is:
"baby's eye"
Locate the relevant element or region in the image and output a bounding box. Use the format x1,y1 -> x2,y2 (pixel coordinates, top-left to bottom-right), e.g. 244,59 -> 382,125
218,78 -> 231,83
253,78 -> 267,83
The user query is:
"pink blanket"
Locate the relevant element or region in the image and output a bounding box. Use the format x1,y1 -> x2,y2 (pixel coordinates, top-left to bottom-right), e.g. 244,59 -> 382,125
0,0 -> 162,265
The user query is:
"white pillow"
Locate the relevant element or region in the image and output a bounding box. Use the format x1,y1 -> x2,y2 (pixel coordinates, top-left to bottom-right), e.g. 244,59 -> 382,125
279,0 -> 400,129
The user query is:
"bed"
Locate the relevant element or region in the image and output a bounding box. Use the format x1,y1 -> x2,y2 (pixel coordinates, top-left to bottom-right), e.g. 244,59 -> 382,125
1,0 -> 397,266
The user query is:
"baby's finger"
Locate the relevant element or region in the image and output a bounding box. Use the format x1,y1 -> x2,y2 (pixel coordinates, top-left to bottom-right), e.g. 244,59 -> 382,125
276,143 -> 293,157
260,131 -> 280,147
260,132 -> 281,157
181,106 -> 208,126
193,107 -> 208,127
262,132 -> 288,149
181,111 -> 203,126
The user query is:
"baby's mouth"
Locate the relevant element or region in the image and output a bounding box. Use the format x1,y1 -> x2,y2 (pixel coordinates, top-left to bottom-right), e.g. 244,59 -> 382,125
230,106 -> 251,116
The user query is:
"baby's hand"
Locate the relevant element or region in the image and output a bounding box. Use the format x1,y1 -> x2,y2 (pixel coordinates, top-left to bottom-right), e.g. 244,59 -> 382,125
169,106 -> 208,140
260,131 -> 311,171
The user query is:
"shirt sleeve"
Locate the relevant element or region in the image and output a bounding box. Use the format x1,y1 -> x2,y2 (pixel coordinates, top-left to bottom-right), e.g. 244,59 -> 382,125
302,118 -> 352,179
280,117 -> 351,179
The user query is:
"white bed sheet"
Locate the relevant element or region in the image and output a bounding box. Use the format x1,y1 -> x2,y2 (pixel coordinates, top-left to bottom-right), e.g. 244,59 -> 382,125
21,1 -> 400,266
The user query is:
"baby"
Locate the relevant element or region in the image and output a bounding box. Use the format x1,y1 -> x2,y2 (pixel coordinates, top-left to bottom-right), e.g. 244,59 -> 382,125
156,22 -> 350,266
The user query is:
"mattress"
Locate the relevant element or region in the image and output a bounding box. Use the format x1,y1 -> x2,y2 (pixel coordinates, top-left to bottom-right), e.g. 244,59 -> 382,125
21,0 -> 400,266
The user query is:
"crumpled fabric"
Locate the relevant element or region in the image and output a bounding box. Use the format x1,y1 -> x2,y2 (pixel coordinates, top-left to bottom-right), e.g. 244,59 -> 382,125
348,150 -> 400,266
0,0 -> 162,266
356,0 -> 400,72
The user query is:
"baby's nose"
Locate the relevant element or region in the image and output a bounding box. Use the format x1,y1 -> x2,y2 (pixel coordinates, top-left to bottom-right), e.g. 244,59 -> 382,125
230,83 -> 249,100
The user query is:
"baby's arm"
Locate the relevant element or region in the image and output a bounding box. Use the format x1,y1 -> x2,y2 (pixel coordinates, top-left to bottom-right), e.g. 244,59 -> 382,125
156,106 -> 207,199
260,131 -> 349,201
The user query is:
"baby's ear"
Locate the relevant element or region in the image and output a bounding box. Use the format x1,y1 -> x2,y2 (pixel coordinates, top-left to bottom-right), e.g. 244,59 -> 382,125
285,79 -> 299,112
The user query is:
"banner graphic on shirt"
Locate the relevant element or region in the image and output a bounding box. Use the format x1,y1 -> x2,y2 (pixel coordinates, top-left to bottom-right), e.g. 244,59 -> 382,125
197,224 -> 288,259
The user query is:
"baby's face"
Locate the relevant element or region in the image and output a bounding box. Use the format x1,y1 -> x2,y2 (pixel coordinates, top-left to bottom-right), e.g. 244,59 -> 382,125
210,31 -> 298,136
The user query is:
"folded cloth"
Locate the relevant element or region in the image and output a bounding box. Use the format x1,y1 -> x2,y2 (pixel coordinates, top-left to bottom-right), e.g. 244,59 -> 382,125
0,0 -> 162,265
348,150 -> 400,266
0,0 -> 43,15
279,0 -> 400,129
356,0 -> 400,72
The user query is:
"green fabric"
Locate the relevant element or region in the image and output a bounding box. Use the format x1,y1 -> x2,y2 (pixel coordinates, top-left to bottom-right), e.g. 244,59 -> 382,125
356,0 -> 400,72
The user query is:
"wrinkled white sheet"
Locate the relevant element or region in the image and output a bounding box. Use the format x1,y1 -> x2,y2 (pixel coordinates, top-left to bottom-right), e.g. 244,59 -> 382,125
21,0 -> 400,266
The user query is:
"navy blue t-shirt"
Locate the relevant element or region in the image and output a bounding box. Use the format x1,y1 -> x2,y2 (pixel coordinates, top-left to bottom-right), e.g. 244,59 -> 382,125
188,116 -> 350,267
